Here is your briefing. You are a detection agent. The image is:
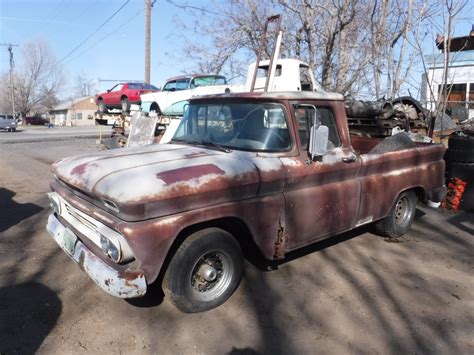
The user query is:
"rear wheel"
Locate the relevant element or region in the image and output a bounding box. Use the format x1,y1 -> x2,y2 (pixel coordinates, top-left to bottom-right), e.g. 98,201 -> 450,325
375,190 -> 416,238
121,97 -> 130,113
166,228 -> 243,313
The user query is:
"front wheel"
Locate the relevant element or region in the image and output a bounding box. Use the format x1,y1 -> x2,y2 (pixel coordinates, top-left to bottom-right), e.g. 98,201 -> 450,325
374,190 -> 416,238
98,100 -> 108,114
166,228 -> 243,313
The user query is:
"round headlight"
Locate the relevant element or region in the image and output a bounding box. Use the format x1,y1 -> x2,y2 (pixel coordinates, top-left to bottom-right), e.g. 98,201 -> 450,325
100,235 -> 120,262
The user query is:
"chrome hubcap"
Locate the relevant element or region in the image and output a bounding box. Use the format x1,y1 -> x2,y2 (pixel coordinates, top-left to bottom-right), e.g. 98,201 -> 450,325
394,196 -> 410,226
191,251 -> 233,301
198,263 -> 217,282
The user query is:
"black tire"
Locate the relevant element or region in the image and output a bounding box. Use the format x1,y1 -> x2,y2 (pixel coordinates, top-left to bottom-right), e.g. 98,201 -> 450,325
444,148 -> 474,163
121,97 -> 130,113
166,228 -> 243,313
374,190 -> 417,238
98,99 -> 108,114
448,133 -> 474,150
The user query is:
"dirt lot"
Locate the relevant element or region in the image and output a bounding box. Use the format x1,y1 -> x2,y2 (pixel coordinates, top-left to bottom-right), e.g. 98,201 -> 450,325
0,138 -> 473,354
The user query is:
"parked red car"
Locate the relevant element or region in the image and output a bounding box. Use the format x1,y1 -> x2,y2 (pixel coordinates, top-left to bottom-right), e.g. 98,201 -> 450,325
24,116 -> 49,125
96,82 -> 159,113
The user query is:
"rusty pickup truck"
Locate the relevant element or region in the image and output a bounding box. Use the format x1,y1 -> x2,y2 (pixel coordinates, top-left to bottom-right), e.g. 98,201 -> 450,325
46,91 -> 446,313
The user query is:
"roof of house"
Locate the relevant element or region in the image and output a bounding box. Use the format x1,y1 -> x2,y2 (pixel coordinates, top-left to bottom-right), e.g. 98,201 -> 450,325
50,96 -> 93,112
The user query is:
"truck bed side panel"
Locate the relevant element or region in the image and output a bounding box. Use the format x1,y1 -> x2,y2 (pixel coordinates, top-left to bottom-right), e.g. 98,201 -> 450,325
357,144 -> 445,223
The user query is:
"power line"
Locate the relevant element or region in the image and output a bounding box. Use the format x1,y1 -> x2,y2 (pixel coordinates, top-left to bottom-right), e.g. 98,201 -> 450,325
58,0 -> 130,64
165,0 -> 229,18
64,9 -> 143,65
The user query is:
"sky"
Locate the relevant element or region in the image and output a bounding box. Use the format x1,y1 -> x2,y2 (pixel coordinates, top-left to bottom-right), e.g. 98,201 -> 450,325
1,0 -> 474,100
0,0 -> 206,95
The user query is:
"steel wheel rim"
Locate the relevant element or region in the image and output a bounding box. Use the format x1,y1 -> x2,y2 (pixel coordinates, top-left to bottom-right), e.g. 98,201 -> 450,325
121,100 -> 128,111
394,196 -> 410,226
190,250 -> 233,301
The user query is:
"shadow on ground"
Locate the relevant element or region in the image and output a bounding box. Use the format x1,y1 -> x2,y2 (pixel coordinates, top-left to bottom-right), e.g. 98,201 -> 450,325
0,282 -> 62,354
0,187 -> 43,232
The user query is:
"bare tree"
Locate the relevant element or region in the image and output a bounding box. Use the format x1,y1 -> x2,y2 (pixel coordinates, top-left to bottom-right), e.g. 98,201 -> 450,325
73,72 -> 96,97
168,0 -> 457,99
0,39 -> 64,117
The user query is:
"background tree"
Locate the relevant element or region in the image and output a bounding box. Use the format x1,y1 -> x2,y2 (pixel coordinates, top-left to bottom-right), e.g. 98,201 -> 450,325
169,0 -> 446,99
0,39 -> 63,117
73,72 -> 96,97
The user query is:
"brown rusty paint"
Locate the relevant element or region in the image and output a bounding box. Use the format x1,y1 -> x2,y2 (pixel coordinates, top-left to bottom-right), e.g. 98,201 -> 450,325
156,164 -> 225,185
71,163 -> 88,177
273,218 -> 285,259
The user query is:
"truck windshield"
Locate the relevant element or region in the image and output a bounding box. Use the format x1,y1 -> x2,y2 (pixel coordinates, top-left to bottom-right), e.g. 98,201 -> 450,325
172,102 -> 291,152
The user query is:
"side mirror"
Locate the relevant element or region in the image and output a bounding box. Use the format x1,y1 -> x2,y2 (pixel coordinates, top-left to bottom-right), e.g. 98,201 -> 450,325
309,125 -> 329,160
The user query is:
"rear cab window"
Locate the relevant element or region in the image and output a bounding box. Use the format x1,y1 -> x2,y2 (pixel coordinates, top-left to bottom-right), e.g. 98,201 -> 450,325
293,105 -> 341,150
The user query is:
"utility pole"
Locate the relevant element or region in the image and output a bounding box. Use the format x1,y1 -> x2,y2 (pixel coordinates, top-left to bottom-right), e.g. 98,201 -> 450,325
145,0 -> 151,84
1,43 -> 19,117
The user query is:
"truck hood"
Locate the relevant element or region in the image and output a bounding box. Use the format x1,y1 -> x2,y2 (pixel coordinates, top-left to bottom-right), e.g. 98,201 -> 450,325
52,144 -> 261,221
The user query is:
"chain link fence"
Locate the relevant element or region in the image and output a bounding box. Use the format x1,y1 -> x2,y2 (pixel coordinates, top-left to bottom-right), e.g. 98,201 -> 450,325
421,101 -> 474,124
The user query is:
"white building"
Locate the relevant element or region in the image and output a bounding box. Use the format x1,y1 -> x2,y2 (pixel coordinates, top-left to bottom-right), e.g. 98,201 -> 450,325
422,28 -> 474,121
50,96 -> 98,126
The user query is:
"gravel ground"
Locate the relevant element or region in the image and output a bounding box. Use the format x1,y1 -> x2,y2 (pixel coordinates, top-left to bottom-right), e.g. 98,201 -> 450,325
0,139 -> 473,354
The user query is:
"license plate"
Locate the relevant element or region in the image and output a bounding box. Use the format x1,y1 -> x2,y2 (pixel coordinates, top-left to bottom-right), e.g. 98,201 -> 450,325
62,228 -> 77,256
47,215 -> 77,256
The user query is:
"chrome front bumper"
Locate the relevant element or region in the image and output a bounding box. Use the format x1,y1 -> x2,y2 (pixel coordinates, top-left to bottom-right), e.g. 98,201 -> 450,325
46,214 -> 147,298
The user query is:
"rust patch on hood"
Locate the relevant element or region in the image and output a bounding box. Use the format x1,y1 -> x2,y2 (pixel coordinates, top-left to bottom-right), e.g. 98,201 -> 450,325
71,163 -> 88,177
156,164 -> 225,184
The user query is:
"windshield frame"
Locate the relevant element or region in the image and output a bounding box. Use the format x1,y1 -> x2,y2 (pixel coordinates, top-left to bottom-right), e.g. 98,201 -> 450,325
171,100 -> 294,153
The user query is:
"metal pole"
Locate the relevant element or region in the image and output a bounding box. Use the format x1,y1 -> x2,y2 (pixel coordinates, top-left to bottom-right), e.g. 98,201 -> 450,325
1,43 -> 18,117
10,60 -> 15,116
145,0 -> 151,84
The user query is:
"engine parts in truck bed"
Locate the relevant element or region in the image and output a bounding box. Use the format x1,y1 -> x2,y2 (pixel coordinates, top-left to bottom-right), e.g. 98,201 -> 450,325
345,96 -> 429,137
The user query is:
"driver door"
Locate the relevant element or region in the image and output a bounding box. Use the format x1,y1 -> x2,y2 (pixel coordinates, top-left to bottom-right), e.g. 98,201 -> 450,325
281,103 -> 361,250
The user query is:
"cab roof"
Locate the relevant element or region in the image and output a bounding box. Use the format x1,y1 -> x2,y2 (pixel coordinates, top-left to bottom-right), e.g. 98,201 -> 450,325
190,90 -> 345,102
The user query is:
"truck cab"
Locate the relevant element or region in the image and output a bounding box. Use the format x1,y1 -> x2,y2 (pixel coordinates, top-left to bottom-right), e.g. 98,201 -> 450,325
245,58 -> 319,92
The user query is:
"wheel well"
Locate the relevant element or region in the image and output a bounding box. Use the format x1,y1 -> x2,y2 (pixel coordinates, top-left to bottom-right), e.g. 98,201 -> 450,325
97,97 -> 103,101
121,95 -> 128,101
150,102 -> 160,114
155,217 -> 266,286
411,186 -> 426,201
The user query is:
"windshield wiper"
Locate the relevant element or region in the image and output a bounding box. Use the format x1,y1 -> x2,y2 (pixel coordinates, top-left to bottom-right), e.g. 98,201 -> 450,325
199,139 -> 232,153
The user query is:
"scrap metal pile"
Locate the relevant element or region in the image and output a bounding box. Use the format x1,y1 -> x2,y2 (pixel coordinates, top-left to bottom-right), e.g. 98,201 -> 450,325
345,97 -> 431,137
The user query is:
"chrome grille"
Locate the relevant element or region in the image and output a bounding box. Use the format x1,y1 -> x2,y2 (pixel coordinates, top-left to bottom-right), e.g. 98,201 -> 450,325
65,203 -> 97,231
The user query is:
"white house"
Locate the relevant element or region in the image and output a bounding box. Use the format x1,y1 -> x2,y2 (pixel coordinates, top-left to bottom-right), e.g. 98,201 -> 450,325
422,27 -> 474,121
50,96 -> 98,126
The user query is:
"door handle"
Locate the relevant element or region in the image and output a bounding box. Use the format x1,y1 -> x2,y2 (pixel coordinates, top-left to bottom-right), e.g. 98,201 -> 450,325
342,154 -> 357,163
